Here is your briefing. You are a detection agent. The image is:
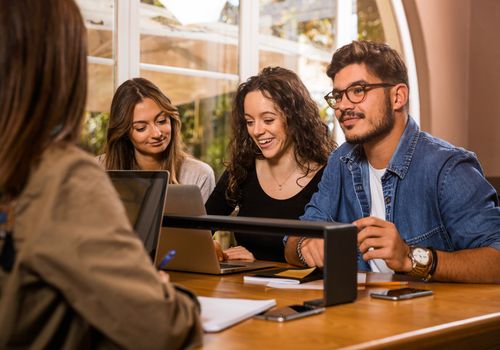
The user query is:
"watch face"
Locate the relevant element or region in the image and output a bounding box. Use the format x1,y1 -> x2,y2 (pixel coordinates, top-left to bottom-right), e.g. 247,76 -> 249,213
413,248 -> 430,265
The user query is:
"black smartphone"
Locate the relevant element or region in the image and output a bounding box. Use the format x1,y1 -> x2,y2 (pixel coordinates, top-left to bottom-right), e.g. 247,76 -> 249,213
370,287 -> 433,301
254,304 -> 325,322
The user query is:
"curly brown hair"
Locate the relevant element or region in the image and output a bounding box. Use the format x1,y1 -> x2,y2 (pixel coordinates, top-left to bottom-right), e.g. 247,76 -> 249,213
226,66 -> 336,206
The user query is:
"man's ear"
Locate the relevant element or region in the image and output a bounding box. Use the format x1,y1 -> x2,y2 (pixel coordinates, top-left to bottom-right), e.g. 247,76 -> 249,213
392,83 -> 409,111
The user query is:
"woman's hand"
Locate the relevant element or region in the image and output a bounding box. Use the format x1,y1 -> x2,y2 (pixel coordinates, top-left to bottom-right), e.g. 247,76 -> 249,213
223,246 -> 255,262
158,270 -> 170,284
213,240 -> 228,261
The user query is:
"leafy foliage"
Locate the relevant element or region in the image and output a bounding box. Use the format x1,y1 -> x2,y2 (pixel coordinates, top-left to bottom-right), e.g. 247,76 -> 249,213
79,112 -> 109,156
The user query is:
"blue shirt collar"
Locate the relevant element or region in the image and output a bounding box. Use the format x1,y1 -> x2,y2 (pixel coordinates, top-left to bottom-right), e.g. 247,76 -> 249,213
341,116 -> 420,179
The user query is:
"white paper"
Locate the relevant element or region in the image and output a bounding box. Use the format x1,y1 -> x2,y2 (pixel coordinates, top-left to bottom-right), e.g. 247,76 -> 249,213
198,296 -> 276,332
256,273 -> 367,290
243,275 -> 300,285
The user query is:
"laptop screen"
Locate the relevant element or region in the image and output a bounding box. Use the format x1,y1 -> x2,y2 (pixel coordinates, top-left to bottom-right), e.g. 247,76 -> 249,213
107,170 -> 169,260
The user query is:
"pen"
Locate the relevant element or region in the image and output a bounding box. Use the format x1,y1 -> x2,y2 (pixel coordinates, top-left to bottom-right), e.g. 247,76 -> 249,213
361,281 -> 409,286
159,249 -> 176,270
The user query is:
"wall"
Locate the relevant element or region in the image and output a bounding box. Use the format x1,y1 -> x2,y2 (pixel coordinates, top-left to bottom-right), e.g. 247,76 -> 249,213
403,0 -> 500,176
468,0 -> 500,175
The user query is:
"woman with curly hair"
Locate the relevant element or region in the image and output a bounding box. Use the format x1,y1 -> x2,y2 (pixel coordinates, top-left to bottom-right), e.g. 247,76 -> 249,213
206,66 -> 336,262
99,78 -> 215,202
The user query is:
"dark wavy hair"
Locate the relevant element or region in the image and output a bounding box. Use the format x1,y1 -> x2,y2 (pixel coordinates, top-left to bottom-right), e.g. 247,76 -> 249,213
327,41 -> 409,109
0,0 -> 87,198
226,66 -> 336,205
103,78 -> 187,183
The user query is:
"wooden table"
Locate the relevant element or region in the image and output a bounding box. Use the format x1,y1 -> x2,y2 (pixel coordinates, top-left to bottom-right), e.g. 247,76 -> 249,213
171,271 -> 500,349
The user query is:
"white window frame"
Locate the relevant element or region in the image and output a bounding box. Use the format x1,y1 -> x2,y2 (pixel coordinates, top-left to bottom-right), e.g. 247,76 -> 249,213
87,0 -> 419,132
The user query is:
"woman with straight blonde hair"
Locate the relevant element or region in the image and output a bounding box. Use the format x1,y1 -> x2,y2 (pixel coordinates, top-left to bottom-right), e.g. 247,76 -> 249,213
101,78 -> 215,202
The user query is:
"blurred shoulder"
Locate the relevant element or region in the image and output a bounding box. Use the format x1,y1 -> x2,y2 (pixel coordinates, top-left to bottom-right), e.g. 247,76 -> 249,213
95,153 -> 106,168
41,144 -> 101,174
21,143 -> 111,203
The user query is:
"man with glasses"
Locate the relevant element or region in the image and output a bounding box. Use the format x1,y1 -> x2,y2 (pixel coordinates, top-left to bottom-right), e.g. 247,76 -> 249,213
285,40 -> 500,283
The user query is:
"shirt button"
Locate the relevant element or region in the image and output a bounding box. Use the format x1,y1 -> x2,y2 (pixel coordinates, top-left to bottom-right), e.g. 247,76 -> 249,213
385,196 -> 391,204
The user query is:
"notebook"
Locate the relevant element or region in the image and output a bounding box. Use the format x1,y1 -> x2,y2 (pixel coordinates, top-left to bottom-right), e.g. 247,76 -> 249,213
159,184 -> 275,274
198,296 -> 276,332
243,267 -> 324,285
107,170 -> 169,264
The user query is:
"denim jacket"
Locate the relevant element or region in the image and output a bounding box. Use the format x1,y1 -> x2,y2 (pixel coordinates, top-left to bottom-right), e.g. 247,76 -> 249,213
301,117 -> 500,271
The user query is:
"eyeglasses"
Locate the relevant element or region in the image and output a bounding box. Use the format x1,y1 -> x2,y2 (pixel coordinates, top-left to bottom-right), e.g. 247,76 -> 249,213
324,82 -> 396,110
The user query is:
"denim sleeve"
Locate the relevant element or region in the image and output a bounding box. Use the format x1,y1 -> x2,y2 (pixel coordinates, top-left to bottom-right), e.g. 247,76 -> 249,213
300,152 -> 340,223
438,152 -> 500,251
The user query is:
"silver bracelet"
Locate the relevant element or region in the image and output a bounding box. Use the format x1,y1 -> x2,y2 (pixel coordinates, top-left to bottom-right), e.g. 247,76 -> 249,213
296,237 -> 308,267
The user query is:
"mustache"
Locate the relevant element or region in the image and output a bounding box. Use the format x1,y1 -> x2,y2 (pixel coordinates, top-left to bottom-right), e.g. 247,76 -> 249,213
339,110 -> 365,123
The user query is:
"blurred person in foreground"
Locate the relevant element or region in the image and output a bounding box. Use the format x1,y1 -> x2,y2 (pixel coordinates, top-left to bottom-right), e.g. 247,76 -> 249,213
0,0 -> 202,348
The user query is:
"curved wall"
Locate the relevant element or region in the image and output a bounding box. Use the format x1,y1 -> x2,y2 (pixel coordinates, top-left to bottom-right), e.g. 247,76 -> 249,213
403,0 -> 500,175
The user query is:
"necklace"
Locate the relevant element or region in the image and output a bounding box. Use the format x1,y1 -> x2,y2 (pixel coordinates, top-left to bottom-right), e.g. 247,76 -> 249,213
269,168 -> 296,191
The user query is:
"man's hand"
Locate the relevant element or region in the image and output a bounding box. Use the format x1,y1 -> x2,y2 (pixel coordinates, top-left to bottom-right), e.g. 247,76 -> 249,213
300,238 -> 325,267
354,216 -> 411,272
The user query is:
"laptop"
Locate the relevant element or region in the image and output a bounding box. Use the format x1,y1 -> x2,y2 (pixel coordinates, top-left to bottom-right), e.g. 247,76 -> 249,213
107,170 -> 169,264
159,184 -> 275,274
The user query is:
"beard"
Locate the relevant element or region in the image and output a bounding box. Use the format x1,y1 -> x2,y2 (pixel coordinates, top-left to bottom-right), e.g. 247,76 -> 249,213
341,95 -> 395,145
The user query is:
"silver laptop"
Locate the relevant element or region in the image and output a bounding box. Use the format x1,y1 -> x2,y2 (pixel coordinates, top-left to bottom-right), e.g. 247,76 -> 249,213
159,184 -> 275,274
107,170 -> 168,264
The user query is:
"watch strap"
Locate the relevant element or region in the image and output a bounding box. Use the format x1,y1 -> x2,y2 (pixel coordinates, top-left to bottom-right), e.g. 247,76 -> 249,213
406,246 -> 433,280
423,247 -> 438,282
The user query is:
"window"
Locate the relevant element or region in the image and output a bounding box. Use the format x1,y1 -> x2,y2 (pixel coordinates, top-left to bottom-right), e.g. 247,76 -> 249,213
77,0 -> 115,155
139,0 -> 239,176
78,0 -> 415,176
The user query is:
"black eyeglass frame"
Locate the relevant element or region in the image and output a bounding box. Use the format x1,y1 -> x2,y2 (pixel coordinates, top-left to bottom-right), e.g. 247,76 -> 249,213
324,82 -> 396,109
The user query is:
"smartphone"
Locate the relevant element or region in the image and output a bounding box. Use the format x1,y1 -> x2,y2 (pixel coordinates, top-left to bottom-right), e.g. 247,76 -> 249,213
370,287 -> 433,301
254,304 -> 325,322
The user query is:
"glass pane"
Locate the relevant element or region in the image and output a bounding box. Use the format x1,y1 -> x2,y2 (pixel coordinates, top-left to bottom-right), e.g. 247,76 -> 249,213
87,64 -> 114,114
140,0 -> 239,74
259,0 -> 337,131
76,0 -> 114,58
357,0 -> 385,42
140,70 -> 237,178
76,0 -> 115,155
80,63 -> 114,155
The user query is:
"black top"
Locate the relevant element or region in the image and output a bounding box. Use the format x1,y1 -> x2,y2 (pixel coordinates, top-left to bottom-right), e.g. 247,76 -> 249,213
205,166 -> 325,262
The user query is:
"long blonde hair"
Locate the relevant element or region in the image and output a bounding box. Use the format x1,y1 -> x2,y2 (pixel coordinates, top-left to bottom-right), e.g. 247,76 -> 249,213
104,78 -> 187,183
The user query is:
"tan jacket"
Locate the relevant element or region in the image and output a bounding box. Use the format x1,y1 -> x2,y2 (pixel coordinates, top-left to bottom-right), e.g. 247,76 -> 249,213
0,144 -> 202,349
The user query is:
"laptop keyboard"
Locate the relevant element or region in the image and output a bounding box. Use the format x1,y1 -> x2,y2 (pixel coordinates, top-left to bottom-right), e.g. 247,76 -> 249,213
219,262 -> 244,269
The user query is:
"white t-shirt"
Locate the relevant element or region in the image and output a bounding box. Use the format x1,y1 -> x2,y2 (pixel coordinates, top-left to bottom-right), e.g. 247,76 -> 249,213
368,163 -> 393,273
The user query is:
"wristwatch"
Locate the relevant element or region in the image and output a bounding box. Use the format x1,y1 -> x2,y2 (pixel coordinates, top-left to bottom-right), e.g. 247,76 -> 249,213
406,247 -> 436,281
